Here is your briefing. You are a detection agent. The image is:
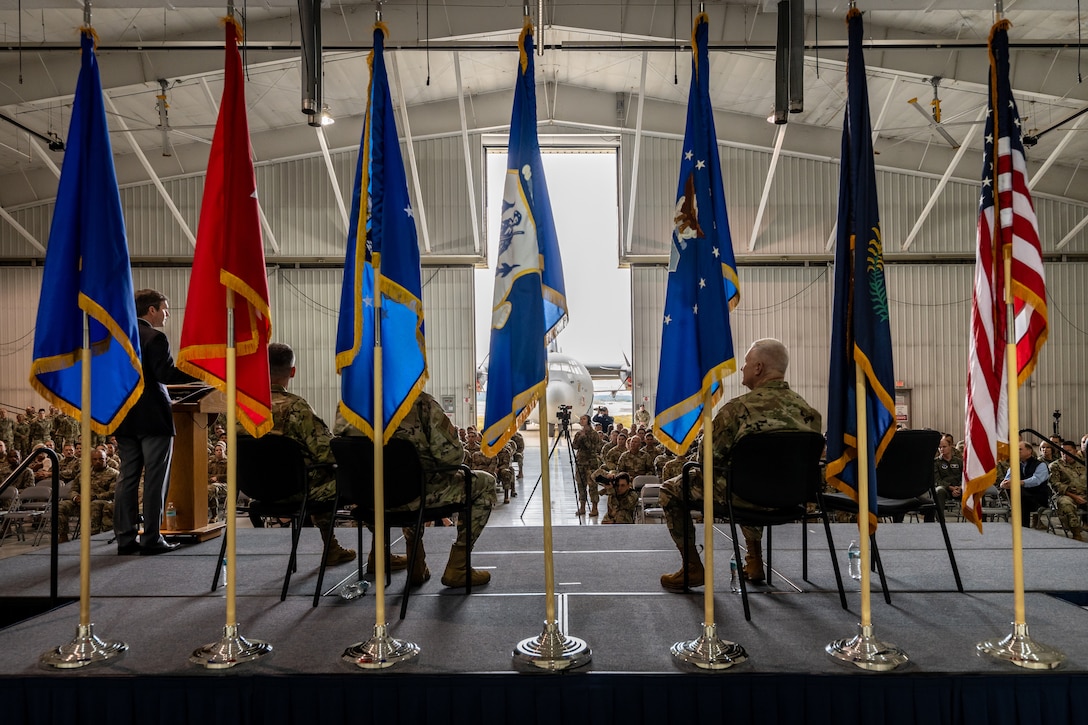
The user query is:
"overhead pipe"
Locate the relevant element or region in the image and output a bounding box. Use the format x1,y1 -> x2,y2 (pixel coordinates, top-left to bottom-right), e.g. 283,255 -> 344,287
788,0 -> 804,113
298,0 -> 322,124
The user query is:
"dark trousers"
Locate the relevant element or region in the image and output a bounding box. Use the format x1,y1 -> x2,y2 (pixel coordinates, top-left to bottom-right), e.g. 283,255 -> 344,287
115,435 -> 174,546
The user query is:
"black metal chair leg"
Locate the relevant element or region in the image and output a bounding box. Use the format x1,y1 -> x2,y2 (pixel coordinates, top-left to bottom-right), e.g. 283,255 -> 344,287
932,489 -> 965,592
871,534 -> 891,605
821,508 -> 848,610
312,498 -> 338,607
729,517 -> 751,621
766,526 -> 774,586
211,529 -> 229,592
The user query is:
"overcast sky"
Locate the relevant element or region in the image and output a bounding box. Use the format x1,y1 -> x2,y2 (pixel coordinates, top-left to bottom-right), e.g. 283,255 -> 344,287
474,150 -> 631,369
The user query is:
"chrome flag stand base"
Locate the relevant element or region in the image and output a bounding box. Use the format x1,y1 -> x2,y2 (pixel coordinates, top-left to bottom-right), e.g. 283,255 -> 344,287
40,623 -> 127,669
190,624 -> 272,669
977,622 -> 1065,670
827,623 -> 909,672
342,623 -> 420,670
513,620 -> 592,672
671,622 -> 748,671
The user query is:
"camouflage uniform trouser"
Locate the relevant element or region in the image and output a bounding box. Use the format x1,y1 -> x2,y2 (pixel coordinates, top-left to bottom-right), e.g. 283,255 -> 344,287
395,470 -> 496,548
57,499 -> 113,537
659,472 -> 765,553
1054,495 -> 1083,532
575,464 -> 599,504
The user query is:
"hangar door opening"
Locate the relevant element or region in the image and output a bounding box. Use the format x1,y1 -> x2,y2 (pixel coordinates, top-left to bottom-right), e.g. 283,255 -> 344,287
473,147 -> 633,427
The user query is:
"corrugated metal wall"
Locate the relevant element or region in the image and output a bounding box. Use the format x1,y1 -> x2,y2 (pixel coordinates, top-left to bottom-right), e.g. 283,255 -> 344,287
420,266 -> 477,426
619,133 -> 1088,259
629,260 -> 1088,440
0,266 -> 44,411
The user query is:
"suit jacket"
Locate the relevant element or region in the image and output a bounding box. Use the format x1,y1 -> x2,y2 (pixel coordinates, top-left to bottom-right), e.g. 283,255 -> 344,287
115,319 -> 195,437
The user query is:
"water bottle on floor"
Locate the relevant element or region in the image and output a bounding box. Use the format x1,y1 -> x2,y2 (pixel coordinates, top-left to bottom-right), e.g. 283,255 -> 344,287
847,540 -> 861,580
340,579 -> 371,600
164,502 -> 177,532
729,554 -> 740,593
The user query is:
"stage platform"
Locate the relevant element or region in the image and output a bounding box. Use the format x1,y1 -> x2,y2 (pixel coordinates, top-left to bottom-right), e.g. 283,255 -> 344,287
1,520 -> 1086,724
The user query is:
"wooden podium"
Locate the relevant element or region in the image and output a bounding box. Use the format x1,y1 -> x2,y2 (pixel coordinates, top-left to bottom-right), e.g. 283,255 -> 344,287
168,386 -> 228,541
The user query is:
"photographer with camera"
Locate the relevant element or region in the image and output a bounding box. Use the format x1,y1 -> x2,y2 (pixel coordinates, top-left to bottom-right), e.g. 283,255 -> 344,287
572,413 -> 602,516
592,406 -> 614,434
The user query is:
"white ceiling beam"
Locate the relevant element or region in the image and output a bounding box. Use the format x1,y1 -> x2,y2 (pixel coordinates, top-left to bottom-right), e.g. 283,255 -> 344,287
316,126 -> 350,233
1028,114 -> 1087,191
28,137 -> 62,179
826,76 -> 897,253
199,77 -> 280,255
623,51 -> 648,255
103,91 -> 197,247
391,51 -> 432,255
1056,212 -> 1088,250
749,123 -> 787,252
901,106 -> 986,251
0,205 -> 45,254
454,51 -> 482,256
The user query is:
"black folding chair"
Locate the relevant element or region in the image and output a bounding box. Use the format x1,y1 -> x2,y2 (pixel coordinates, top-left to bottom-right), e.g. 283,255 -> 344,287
321,436 -> 474,618
681,430 -> 847,620
210,435 -> 336,601
819,428 -> 964,604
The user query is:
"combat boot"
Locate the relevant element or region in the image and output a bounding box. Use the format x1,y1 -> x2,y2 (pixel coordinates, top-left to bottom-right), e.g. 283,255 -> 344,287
315,513 -> 357,566
660,549 -> 704,592
576,501 -> 586,515
403,528 -> 431,586
589,503 -> 599,517
743,537 -> 766,583
440,543 -> 490,588
366,547 -> 408,573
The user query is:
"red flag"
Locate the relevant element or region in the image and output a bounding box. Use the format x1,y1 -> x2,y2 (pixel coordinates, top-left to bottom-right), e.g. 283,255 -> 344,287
178,18 -> 273,437
962,20 -> 1048,531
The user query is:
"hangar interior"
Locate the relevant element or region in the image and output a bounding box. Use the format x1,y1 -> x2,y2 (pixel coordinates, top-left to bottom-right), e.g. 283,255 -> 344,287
1,0 -> 1086,438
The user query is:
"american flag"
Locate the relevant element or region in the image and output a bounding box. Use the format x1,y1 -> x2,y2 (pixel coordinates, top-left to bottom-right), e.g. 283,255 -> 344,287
962,19 -> 1048,531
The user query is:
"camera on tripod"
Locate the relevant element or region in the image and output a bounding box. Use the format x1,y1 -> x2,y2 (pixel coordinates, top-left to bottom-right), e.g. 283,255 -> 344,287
556,404 -> 572,433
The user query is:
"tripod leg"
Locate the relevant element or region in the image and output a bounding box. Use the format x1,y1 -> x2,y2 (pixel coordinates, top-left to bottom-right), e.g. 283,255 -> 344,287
518,431 -> 567,519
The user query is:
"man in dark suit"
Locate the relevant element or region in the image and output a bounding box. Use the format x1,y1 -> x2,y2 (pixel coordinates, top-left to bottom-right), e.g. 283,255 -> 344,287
113,289 -> 197,555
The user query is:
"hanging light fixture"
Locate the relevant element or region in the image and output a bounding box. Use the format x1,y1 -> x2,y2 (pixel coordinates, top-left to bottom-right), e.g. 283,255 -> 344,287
319,104 -> 335,126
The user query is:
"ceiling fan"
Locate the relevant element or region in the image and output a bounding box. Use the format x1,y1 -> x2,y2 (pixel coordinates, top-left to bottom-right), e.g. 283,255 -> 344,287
907,76 -> 960,149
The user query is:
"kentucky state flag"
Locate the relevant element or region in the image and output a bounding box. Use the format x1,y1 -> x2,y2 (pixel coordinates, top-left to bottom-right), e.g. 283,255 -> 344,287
825,8 -> 897,534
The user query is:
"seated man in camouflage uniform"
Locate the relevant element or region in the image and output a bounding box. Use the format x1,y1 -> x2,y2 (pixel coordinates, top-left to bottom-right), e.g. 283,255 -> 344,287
337,391 -> 496,588
56,447 -> 117,542
255,342 -> 356,566
601,472 -> 638,524
56,443 -> 81,484
1049,441 -> 1087,541
1,447 -> 34,490
659,338 -> 822,592
207,441 -> 228,523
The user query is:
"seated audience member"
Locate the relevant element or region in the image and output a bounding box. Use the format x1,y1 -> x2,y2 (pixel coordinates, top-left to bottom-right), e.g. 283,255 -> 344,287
2,448 -> 34,490
1001,440 -> 1051,529
601,472 -> 638,524
932,433 -> 964,519
56,447 -> 117,542
1049,441 -> 1087,541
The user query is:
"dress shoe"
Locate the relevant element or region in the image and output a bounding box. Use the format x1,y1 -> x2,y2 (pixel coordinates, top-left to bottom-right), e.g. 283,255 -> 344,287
140,539 -> 180,555
117,541 -> 142,555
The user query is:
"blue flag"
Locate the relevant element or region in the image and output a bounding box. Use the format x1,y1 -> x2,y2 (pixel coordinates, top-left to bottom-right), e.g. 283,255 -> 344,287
336,23 -> 427,442
29,29 -> 143,434
825,9 -> 896,533
654,13 -> 740,457
482,20 -> 568,455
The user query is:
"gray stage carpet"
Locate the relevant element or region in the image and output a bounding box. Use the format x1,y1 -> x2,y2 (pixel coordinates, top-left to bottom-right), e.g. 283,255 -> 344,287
1,521 -> 1086,676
